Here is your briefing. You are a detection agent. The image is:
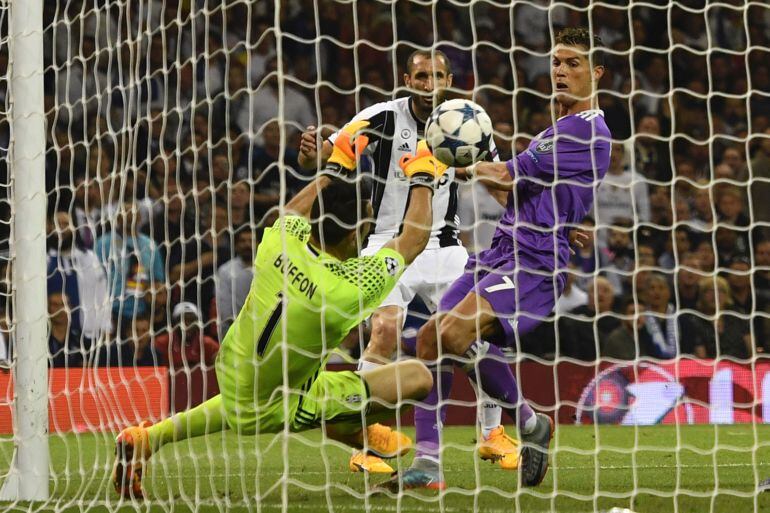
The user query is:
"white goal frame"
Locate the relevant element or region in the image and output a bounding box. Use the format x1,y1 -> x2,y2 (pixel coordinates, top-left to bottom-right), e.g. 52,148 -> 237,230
0,0 -> 49,501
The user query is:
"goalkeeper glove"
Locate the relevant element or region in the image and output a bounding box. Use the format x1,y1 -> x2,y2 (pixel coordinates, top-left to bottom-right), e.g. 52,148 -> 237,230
398,140 -> 448,189
324,120 -> 370,175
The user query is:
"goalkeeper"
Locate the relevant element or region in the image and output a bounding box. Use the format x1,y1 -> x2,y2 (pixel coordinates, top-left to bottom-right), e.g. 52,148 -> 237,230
112,121 -> 446,499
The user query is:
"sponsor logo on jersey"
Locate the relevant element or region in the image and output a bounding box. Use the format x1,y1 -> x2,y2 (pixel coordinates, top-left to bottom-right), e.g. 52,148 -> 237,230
384,256 -> 400,276
273,254 -> 318,300
535,139 -> 554,153
397,142 -> 411,152
345,394 -> 362,404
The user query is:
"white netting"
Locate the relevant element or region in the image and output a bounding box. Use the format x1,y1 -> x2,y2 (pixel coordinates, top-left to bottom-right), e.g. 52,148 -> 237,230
2,0 -> 770,512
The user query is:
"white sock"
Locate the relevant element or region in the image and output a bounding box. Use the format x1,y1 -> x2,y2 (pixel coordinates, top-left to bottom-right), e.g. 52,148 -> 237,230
357,359 -> 382,372
521,413 -> 538,435
478,393 -> 503,439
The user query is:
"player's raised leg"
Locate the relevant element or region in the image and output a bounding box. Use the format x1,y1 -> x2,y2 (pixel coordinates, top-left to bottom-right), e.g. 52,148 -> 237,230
360,305 -> 404,369
315,360 -> 433,473
380,282 -> 552,493
349,305 -> 413,472
434,290 -> 553,487
113,394 -> 227,499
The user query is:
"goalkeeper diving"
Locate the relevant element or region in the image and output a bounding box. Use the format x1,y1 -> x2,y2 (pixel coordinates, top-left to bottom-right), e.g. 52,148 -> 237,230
112,120 -> 447,499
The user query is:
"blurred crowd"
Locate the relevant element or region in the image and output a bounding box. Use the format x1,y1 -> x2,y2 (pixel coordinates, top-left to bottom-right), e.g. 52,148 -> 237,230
0,0 -> 767,371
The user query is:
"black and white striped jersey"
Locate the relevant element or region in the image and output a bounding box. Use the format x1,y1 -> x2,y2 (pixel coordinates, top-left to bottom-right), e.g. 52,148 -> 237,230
329,96 -> 498,250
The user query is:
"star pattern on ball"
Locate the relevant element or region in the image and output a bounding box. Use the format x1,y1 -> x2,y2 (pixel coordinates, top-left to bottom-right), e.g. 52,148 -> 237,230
448,103 -> 480,135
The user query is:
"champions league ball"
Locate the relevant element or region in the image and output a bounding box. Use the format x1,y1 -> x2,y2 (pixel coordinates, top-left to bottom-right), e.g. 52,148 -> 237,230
425,99 -> 493,168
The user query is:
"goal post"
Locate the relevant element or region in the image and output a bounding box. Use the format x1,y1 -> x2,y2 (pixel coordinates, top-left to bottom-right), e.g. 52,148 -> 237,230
0,0 -> 49,501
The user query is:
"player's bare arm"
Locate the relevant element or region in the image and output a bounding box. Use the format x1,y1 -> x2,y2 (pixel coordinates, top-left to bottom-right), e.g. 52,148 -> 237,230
464,161 -> 514,191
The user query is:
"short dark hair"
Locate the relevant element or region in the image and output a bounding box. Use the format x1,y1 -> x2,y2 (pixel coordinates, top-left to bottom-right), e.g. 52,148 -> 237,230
405,49 -> 451,75
310,178 -> 370,247
555,27 -> 605,68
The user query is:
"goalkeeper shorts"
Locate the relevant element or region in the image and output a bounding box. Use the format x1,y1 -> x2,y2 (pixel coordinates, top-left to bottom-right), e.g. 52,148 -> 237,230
291,370 -> 370,431
218,369 -> 370,434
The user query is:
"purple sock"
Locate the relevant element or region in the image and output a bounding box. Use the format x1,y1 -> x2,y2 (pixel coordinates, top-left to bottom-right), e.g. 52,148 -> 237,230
414,363 -> 454,460
464,341 -> 535,432
400,330 -> 417,357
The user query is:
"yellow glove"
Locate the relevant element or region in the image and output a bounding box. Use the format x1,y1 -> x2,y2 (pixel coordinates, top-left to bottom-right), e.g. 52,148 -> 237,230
398,140 -> 448,189
325,120 -> 370,172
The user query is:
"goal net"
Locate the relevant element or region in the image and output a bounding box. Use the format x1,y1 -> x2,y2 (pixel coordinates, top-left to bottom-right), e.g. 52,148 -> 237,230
2,0 -> 770,512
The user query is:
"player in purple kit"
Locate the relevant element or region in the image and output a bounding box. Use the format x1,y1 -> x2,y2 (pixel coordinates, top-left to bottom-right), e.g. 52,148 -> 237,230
380,27 -> 612,491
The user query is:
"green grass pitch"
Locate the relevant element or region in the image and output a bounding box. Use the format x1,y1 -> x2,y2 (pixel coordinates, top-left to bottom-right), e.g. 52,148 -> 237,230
2,424 -> 770,512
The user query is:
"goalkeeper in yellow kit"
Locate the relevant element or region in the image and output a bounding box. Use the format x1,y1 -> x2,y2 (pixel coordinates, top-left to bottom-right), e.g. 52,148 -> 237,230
112,121 -> 447,499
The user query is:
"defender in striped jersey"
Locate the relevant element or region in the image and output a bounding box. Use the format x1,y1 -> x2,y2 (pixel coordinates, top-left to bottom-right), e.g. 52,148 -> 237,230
299,50 -> 518,472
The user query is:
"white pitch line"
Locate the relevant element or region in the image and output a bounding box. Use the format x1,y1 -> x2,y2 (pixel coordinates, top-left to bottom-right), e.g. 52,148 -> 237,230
139,461 -> 770,480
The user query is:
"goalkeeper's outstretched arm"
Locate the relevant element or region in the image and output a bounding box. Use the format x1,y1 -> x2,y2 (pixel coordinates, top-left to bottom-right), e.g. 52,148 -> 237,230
286,120 -> 372,217
382,141 -> 446,265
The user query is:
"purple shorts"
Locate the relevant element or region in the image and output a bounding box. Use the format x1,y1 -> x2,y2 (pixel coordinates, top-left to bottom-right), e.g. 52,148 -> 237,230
438,240 -> 565,347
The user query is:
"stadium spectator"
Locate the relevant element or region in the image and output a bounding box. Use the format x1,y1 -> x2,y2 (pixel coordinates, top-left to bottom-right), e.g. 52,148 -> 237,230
594,143 -> 651,241
719,146 -> 749,182
216,227 -> 259,340
245,121 -> 305,214
601,297 -> 645,360
636,56 -> 669,119
245,17 -> 277,86
691,183 -> 715,231
97,311 -> 163,367
692,276 -> 752,359
47,291 -> 87,368
155,302 -> 219,370
675,252 -> 703,310
555,265 -> 588,315
715,225 -> 748,269
726,255 -> 766,348
639,273 -> 677,359
559,276 -> 619,361
716,185 -> 750,231
600,221 -> 635,296
755,239 -> 770,300
658,226 -> 693,270
95,198 -> 165,329
750,128 -> 770,229
236,56 -> 314,137
165,207 -> 216,316
47,209 -> 112,343
226,180 -> 256,229
629,114 -> 672,182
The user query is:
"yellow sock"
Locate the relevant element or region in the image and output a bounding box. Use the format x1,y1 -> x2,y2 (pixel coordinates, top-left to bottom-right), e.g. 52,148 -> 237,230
146,395 -> 227,450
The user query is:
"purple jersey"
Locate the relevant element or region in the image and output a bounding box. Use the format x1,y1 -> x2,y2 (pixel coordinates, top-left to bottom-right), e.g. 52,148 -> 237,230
494,109 -> 611,272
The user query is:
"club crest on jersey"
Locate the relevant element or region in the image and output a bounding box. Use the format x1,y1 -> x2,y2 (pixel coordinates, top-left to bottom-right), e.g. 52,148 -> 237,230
384,257 -> 400,276
400,128 -> 411,139
535,139 -> 554,153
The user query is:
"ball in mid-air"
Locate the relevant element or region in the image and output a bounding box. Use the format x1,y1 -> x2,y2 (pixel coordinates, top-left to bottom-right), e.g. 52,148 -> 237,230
425,99 -> 493,168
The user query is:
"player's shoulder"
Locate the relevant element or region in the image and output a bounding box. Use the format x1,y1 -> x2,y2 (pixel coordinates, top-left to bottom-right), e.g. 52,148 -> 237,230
353,99 -> 403,122
265,215 -> 311,243
557,109 -> 611,140
324,248 -> 404,299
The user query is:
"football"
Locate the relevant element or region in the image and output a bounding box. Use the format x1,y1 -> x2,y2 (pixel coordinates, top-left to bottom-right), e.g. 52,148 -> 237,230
425,98 -> 493,167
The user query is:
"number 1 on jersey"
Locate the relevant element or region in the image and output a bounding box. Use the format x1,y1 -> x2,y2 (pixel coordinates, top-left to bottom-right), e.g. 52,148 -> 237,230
256,293 -> 283,358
